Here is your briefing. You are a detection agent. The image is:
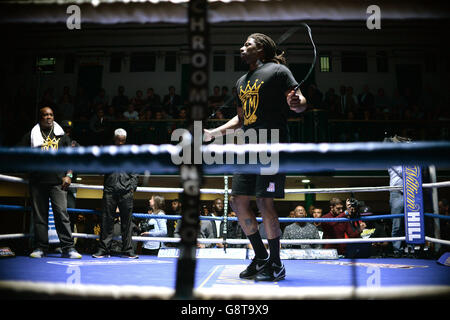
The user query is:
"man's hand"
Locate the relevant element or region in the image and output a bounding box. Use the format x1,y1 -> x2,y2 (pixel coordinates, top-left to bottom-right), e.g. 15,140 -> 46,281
286,89 -> 307,113
61,176 -> 71,190
203,129 -> 215,143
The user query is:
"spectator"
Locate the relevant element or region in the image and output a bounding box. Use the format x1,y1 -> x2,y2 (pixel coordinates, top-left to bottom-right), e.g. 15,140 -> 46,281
167,199 -> 182,238
225,211 -> 246,248
93,88 -> 109,107
307,205 -> 315,217
321,197 -> 347,255
56,93 -> 74,121
104,105 -> 117,121
214,109 -> 225,120
162,86 -> 181,117
201,204 -> 210,216
344,86 -> 359,115
305,84 -> 323,109
111,86 -> 129,114
312,207 -> 324,238
123,103 -> 139,120
131,90 -> 146,112
198,204 -> 215,247
210,198 -> 225,248
145,88 -> 161,109
140,195 -> 167,255
282,205 -> 321,249
374,88 -> 390,113
358,84 -> 375,113
221,86 -> 233,108
338,85 -> 347,116
18,107 -> 81,259
323,88 -> 341,119
140,109 -> 153,121
208,86 -> 224,112
92,129 -> 139,259
177,107 -> 188,120
89,107 -> 107,145
358,206 -> 390,257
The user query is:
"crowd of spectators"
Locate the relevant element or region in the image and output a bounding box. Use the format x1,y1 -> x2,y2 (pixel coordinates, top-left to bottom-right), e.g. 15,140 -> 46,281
1,82 -> 449,146
68,194 -> 449,258
0,84 -> 450,145
304,83 -> 450,122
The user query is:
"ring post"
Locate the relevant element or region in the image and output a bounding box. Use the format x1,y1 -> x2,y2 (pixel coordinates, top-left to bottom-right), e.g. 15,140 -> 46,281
174,0 -> 209,299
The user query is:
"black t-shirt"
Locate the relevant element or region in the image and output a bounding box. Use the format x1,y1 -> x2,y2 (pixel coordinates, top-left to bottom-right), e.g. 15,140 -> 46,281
19,126 -> 72,185
236,62 -> 298,142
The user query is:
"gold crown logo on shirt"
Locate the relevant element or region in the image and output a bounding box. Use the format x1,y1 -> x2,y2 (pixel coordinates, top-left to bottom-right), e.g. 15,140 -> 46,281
240,79 -> 264,126
240,79 -> 264,97
41,136 -> 60,151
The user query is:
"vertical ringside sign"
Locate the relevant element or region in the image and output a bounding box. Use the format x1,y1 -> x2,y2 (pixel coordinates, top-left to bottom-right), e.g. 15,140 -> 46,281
402,166 -> 425,244
174,0 -> 208,299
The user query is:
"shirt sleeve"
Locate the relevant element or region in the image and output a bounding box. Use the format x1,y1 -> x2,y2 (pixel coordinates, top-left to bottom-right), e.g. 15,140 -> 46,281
276,64 -> 298,92
235,77 -> 243,108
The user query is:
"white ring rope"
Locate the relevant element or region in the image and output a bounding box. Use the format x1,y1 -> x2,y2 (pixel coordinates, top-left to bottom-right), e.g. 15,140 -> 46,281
2,232 -> 449,246
1,174 -> 449,194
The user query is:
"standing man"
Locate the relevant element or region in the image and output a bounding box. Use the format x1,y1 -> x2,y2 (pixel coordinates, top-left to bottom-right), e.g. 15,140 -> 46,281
19,107 -> 82,259
92,129 -> 139,259
204,33 -> 307,281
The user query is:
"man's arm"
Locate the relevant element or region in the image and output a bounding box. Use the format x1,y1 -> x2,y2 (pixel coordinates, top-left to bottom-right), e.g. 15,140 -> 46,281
204,107 -> 244,142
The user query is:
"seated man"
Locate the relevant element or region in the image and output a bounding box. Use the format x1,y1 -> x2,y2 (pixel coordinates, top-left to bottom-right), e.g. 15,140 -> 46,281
282,205 -> 321,249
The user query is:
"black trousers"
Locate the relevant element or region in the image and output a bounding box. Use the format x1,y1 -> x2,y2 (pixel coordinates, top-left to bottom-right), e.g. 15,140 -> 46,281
98,191 -> 134,255
29,183 -> 74,252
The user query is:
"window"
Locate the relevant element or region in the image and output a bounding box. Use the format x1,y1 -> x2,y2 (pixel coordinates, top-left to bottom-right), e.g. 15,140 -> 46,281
130,52 -> 156,72
376,51 -> 389,72
109,53 -> 122,73
319,52 -> 331,72
213,51 -> 226,71
341,51 -> 367,72
165,51 -> 177,72
36,56 -> 56,74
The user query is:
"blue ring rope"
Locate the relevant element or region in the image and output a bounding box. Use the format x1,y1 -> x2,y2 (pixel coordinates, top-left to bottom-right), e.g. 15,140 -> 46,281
1,204 -> 449,221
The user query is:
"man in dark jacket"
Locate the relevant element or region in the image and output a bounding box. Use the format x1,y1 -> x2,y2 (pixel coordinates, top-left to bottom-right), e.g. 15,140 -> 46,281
93,128 -> 139,258
19,107 -> 82,259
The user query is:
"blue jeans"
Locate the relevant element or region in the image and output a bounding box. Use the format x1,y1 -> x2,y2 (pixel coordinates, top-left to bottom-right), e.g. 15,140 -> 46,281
390,191 -> 404,252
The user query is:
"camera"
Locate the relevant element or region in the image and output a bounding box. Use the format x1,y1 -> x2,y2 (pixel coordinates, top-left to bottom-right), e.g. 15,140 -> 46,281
349,198 -> 359,209
347,197 -> 360,218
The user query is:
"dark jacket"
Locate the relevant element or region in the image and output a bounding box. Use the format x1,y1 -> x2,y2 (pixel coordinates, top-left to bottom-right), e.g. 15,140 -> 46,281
103,172 -> 138,194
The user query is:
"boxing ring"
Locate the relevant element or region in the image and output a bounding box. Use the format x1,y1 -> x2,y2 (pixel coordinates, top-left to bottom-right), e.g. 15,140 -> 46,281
0,141 -> 450,300
1,0 -> 450,302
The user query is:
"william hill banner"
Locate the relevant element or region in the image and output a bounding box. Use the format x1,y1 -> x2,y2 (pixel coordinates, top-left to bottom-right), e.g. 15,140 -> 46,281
402,166 -> 425,244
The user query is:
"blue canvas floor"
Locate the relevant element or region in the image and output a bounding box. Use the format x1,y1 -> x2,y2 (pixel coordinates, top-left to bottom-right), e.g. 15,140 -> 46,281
0,255 -> 449,299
